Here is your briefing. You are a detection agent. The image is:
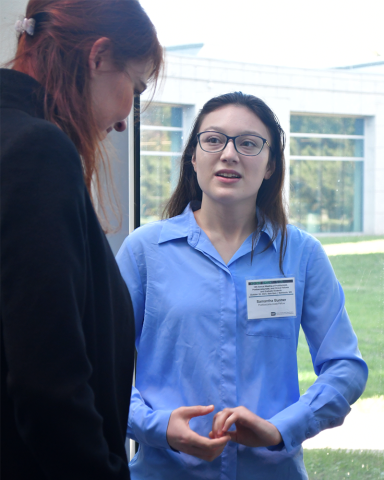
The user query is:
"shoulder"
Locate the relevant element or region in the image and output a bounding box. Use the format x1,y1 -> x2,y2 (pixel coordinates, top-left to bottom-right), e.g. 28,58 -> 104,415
119,209 -> 191,261
116,220 -> 167,280
283,224 -> 331,276
1,112 -> 81,175
124,220 -> 165,251
286,223 -> 321,251
1,113 -> 86,211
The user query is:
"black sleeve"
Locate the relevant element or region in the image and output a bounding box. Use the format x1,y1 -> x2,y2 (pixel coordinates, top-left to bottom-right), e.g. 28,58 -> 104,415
1,121 -> 130,479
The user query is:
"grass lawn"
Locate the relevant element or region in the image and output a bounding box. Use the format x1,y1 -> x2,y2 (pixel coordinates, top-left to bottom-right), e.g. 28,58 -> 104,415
297,237 -> 384,478
297,236 -> 384,399
303,449 -> 384,479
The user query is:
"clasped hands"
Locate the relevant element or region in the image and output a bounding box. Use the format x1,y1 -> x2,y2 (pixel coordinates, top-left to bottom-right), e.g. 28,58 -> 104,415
166,405 -> 282,462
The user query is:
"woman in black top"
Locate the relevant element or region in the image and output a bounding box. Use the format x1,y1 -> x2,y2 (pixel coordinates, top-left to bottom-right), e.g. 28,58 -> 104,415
0,1 -> 162,479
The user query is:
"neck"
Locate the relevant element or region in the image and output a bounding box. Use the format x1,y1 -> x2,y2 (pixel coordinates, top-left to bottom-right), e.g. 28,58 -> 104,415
195,194 -> 257,244
12,58 -> 38,82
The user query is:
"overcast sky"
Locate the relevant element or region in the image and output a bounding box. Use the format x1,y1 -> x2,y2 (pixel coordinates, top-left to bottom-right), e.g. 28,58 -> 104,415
140,0 -> 383,68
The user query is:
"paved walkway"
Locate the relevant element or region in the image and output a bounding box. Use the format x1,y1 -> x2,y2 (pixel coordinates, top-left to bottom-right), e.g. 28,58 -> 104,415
304,397 -> 384,451
322,239 -> 384,256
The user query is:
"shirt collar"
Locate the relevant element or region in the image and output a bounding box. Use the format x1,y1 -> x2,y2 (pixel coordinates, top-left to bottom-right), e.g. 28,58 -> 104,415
257,210 -> 278,252
0,69 -> 46,119
158,202 -> 277,252
158,203 -> 199,245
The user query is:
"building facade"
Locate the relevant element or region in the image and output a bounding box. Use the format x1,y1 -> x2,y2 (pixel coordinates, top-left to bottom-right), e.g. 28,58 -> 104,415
140,53 -> 384,235
2,0 -> 383,236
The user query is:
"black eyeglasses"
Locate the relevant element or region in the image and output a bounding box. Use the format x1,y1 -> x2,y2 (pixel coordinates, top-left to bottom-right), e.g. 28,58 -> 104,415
197,131 -> 271,156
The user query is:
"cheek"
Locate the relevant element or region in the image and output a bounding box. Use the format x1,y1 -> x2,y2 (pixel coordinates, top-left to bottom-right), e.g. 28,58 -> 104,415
121,89 -> 134,114
116,78 -> 134,115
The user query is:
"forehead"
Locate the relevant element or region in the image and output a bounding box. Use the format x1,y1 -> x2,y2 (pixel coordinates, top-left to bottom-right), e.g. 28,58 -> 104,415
199,104 -> 270,140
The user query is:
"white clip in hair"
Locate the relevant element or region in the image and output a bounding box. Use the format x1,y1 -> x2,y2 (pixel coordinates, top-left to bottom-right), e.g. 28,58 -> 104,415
15,17 -> 36,36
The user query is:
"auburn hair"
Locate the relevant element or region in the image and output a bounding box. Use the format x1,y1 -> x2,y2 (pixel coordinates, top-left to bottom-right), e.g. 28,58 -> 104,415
11,0 -> 163,230
164,92 -> 288,272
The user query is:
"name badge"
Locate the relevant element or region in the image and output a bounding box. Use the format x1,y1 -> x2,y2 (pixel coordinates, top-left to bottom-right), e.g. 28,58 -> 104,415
246,277 -> 296,320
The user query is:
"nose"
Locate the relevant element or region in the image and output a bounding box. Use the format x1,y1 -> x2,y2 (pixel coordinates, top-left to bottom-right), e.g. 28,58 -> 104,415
220,139 -> 239,163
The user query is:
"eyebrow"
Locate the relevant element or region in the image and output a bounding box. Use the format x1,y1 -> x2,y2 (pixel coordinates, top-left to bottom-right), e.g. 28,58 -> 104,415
203,127 -> 264,136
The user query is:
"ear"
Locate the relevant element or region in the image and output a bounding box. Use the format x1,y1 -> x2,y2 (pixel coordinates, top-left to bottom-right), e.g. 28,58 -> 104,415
191,152 -> 197,172
88,37 -> 112,78
264,160 -> 275,180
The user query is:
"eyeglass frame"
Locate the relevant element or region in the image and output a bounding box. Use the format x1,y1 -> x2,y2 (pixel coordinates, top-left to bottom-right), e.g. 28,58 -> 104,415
196,130 -> 272,157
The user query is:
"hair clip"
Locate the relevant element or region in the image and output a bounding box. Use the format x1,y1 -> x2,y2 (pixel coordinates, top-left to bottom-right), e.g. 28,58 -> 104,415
15,18 -> 36,36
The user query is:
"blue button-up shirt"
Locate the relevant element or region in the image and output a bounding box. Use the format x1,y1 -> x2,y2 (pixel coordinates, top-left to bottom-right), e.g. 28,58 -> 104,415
116,204 -> 368,480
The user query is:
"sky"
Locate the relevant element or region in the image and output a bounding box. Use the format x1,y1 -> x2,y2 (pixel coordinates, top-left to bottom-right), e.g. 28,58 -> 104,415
140,0 -> 383,69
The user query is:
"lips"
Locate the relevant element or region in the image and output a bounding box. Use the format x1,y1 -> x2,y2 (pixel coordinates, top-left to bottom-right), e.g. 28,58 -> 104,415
215,170 -> 241,179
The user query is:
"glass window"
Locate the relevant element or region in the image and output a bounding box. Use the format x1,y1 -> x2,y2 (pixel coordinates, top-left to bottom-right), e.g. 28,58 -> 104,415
141,130 -> 182,153
290,137 -> 364,158
140,104 -> 183,224
289,114 -> 364,233
290,160 -> 363,233
141,105 -> 182,128
290,115 -> 364,135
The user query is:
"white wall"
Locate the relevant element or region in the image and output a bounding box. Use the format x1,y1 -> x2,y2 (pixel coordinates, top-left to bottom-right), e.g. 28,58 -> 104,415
0,0 -> 28,65
146,54 -> 384,234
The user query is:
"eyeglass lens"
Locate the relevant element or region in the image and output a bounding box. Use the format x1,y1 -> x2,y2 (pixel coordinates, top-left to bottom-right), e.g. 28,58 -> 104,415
199,132 -> 264,155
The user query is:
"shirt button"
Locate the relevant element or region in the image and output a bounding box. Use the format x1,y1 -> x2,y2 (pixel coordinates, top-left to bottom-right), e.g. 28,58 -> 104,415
305,431 -> 310,438
291,440 -> 296,447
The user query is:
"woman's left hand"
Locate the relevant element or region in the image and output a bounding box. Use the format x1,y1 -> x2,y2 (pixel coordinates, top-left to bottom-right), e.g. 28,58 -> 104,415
209,406 -> 282,448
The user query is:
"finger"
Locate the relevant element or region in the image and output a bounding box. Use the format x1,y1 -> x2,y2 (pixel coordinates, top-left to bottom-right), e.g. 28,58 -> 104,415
207,430 -> 227,440
227,430 -> 238,443
188,429 -> 230,450
212,410 -> 234,437
183,404 -> 215,420
188,439 -> 229,461
221,412 -> 239,433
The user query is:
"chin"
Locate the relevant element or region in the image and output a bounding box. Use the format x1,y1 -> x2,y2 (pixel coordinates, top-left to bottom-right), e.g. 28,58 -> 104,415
207,193 -> 240,205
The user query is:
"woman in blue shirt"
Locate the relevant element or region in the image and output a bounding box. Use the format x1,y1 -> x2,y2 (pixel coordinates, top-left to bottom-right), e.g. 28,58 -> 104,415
116,92 -> 368,479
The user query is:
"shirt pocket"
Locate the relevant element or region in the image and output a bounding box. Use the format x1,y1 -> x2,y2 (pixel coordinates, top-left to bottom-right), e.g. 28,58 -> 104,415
245,317 -> 292,338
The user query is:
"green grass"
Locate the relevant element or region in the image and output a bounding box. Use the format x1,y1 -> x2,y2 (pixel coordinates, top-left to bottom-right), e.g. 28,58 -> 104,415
303,449 -> 384,479
315,235 -> 384,245
297,236 -> 384,399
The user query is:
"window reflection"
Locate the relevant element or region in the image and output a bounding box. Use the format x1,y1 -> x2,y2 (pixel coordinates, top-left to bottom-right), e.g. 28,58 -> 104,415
290,115 -> 364,135
141,104 -> 182,128
140,104 -> 183,224
290,137 -> 364,158
141,130 -> 182,153
289,114 -> 364,233
290,160 -> 363,233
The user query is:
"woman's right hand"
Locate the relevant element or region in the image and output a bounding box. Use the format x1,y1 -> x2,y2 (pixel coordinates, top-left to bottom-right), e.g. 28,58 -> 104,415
166,405 -> 230,462
209,406 -> 283,448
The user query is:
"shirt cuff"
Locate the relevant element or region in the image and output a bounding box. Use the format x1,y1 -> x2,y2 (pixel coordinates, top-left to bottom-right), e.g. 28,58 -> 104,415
129,408 -> 174,450
268,401 -> 320,453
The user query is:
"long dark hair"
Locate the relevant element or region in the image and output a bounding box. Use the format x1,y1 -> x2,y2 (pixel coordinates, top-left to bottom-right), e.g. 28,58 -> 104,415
163,91 -> 288,271
10,0 -> 163,230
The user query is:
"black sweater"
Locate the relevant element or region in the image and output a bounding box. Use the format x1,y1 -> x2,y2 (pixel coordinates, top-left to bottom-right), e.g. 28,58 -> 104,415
1,69 -> 135,479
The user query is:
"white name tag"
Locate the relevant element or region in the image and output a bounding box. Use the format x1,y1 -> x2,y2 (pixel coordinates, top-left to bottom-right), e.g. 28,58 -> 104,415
246,277 -> 296,320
